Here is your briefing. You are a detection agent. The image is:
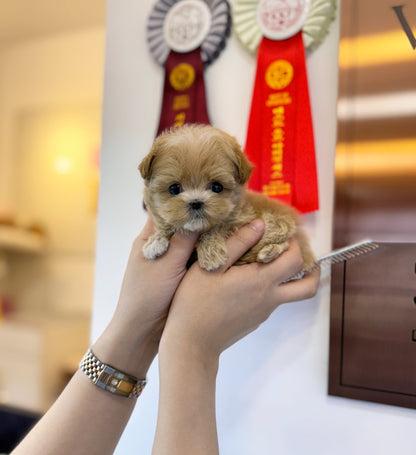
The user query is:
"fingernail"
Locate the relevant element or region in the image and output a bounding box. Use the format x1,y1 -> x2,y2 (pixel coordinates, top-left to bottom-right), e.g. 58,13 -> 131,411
249,219 -> 264,233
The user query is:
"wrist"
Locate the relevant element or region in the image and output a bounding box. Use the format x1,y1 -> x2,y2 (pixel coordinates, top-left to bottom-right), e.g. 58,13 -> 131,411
154,332 -> 220,455
79,348 -> 147,398
92,317 -> 160,379
159,332 -> 220,379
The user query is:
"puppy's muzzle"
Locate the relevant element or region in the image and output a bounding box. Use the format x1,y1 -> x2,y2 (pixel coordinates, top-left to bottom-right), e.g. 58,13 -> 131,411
189,200 -> 204,211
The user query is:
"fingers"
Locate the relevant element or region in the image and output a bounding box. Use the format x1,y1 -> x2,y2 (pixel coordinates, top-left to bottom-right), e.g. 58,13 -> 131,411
217,219 -> 265,272
255,238 -> 319,313
271,268 -> 320,306
136,216 -> 155,243
134,217 -> 198,267
165,229 -> 199,266
260,238 -> 304,283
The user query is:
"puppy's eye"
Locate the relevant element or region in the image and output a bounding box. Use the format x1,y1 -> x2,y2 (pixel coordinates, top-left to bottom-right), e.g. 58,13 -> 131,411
168,183 -> 182,195
210,182 -> 223,193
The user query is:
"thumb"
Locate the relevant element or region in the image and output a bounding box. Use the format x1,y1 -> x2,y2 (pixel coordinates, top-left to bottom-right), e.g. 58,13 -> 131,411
136,216 -> 155,245
164,229 -> 199,267
217,219 -> 265,272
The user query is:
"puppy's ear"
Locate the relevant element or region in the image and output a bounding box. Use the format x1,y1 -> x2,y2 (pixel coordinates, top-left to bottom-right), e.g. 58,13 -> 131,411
138,146 -> 157,180
229,137 -> 253,184
236,149 -> 254,184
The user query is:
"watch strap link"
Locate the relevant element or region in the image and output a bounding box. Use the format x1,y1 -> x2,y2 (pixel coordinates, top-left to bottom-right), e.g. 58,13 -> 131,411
79,349 -> 147,398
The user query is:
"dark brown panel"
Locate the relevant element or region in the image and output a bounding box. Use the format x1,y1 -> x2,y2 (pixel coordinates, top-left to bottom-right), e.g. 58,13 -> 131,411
339,64 -> 416,98
329,243 -> 416,409
339,0 -> 416,38
337,116 -> 416,143
331,0 -> 416,410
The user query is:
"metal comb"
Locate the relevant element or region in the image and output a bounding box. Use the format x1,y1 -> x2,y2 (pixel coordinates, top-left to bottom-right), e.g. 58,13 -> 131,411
288,239 -> 379,281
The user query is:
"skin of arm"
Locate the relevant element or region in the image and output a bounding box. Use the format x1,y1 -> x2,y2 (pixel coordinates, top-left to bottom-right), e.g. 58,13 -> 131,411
12,217 -> 319,455
152,220 -> 320,455
12,217 -> 199,455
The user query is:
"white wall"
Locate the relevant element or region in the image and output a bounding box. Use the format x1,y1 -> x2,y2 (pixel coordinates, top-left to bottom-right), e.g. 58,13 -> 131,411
93,1 -> 416,453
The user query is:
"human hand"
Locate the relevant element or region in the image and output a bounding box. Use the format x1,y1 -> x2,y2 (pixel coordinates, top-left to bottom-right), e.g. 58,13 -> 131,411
161,219 -> 320,362
94,216 -> 198,377
153,220 -> 319,454
115,217 -> 199,332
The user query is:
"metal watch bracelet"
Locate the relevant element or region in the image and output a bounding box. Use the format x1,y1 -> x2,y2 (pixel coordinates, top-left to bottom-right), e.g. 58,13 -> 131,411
79,348 -> 147,398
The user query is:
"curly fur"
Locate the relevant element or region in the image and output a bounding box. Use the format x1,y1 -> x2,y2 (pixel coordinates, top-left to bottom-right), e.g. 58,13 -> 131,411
139,124 -> 315,272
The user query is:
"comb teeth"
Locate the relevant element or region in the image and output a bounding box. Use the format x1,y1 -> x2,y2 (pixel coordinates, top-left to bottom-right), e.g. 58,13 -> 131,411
317,240 -> 379,268
286,240 -> 379,282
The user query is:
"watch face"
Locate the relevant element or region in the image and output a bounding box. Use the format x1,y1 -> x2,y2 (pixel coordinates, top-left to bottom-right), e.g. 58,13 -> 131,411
163,0 -> 212,53
257,0 -> 310,40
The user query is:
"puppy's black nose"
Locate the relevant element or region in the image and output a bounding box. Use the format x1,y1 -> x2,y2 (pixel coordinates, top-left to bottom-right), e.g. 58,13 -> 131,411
190,200 -> 203,210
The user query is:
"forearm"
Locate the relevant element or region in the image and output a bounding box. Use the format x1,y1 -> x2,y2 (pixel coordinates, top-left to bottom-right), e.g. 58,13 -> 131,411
12,321 -> 157,455
152,341 -> 220,455
12,370 -> 135,455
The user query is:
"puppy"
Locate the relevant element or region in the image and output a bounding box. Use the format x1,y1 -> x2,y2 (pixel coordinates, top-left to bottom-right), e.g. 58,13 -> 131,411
139,124 -> 315,272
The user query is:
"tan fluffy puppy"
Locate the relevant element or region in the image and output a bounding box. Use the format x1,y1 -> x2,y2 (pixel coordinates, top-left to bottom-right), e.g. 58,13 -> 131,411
139,124 -> 315,272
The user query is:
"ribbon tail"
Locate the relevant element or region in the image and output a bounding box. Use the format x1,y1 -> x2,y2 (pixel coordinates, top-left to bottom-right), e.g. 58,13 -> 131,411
293,35 -> 319,213
157,48 -> 210,136
244,34 -> 319,213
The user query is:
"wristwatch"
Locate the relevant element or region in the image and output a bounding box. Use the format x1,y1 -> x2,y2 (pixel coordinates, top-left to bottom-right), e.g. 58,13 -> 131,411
79,349 -> 147,398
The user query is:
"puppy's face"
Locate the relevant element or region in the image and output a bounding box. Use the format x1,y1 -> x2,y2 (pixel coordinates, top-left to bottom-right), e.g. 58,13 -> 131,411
139,125 -> 253,232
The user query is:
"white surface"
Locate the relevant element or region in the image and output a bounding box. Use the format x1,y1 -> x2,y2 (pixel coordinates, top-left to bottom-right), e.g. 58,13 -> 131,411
163,0 -> 212,53
92,0 -> 416,453
257,0 -> 310,40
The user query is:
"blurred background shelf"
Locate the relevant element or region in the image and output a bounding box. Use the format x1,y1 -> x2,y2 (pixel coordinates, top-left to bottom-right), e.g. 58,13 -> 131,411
0,313 -> 90,413
0,226 -> 46,253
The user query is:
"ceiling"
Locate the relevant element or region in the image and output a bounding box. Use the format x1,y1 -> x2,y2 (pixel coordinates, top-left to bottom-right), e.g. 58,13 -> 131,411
0,0 -> 107,47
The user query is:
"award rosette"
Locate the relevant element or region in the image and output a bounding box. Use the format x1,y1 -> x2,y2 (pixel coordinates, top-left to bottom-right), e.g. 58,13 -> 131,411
147,0 -> 231,135
234,0 -> 336,213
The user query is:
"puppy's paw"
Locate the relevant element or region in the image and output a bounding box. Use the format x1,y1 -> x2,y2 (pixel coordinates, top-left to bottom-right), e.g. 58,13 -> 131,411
143,234 -> 170,259
197,243 -> 228,271
301,253 -> 317,273
257,241 -> 289,263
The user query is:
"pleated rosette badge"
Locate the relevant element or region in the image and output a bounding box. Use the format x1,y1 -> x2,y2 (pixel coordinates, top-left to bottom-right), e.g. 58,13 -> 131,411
147,0 -> 231,136
234,0 -> 336,214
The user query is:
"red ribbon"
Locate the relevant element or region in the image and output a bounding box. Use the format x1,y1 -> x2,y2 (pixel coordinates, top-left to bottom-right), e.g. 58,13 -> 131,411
245,32 -> 319,214
157,48 -> 210,136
